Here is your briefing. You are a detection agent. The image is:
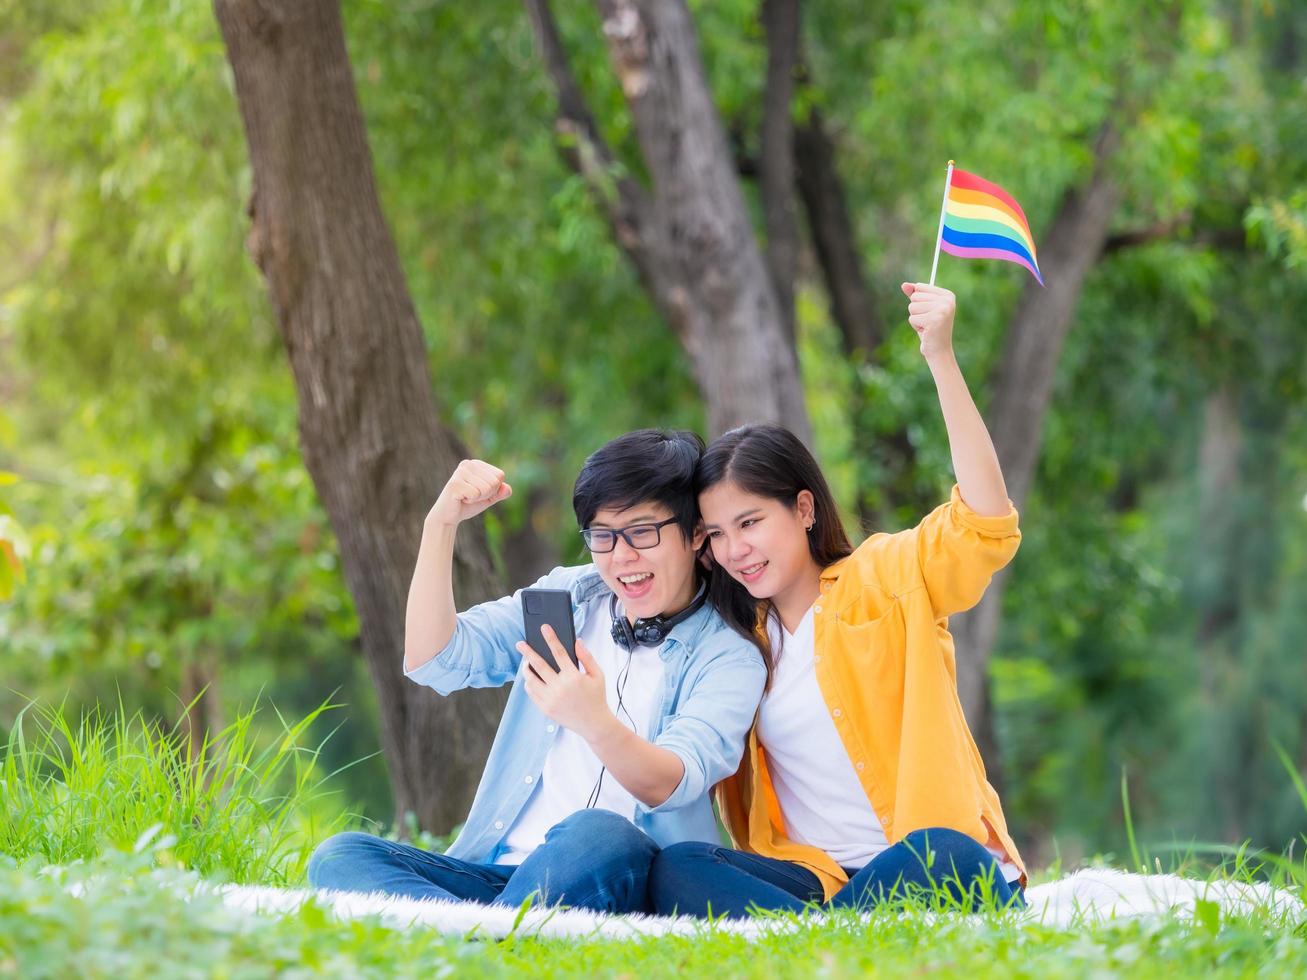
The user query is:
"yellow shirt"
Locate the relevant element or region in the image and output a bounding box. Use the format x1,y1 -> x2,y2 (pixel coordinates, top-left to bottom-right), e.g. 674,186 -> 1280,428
715,486 -> 1025,900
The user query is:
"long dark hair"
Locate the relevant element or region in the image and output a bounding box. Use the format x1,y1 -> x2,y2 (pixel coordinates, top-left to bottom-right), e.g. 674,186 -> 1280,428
695,424 -> 854,683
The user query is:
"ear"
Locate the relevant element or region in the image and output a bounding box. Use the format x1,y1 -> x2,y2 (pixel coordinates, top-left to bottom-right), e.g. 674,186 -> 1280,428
796,490 -> 816,527
690,521 -> 707,551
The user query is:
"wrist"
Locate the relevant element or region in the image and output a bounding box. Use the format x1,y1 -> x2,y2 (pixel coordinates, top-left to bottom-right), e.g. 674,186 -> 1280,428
583,711 -> 626,752
925,349 -> 959,373
424,505 -> 461,532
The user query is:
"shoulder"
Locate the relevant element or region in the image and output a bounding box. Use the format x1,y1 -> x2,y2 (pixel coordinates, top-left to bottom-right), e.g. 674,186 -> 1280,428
533,563 -> 611,602
679,606 -> 766,671
826,528 -> 914,595
830,486 -> 1021,593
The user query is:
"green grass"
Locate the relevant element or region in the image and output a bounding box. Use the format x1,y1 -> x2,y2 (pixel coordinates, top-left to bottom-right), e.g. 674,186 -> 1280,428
1,696 -> 346,884
2,700 -> 1305,978
4,850 -> 1306,979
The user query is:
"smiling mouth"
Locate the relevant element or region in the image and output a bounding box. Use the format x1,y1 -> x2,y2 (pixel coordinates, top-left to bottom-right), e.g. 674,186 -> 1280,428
617,572 -> 655,598
736,561 -> 768,581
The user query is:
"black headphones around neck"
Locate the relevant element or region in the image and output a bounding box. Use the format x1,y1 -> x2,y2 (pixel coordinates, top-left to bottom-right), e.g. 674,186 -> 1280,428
609,581 -> 708,651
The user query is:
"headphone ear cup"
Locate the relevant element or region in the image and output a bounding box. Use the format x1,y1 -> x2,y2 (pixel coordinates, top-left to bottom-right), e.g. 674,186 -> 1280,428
632,620 -> 665,647
609,599 -> 636,651
610,582 -> 707,650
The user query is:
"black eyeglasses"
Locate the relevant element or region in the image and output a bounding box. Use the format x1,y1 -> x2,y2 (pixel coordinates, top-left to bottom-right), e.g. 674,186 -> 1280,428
580,517 -> 680,553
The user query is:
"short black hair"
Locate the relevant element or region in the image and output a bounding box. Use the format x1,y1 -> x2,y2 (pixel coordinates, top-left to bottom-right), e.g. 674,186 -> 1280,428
572,429 -> 705,540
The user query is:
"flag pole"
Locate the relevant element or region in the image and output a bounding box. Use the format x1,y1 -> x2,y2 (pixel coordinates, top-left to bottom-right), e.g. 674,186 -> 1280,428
928,160 -> 955,286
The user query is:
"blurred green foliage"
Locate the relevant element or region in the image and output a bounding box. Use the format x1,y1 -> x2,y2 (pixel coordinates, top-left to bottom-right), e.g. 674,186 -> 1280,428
1,0 -> 1304,860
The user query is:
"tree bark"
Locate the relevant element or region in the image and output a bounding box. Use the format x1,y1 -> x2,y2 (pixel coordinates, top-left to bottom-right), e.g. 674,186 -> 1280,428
949,123 -> 1123,771
526,0 -> 811,441
795,108 -> 883,359
501,483 -> 564,591
214,0 -> 506,833
759,0 -> 801,345
1196,384 -> 1244,840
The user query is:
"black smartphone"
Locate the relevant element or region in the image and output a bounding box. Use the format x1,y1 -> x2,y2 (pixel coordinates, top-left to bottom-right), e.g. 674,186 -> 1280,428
520,588 -> 579,672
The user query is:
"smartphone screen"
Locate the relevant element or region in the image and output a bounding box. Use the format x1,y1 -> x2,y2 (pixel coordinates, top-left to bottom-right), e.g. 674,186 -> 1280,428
521,588 -> 579,672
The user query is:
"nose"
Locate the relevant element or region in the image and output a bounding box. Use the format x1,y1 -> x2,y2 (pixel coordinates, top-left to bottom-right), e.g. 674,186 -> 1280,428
611,534 -> 640,562
726,534 -> 751,563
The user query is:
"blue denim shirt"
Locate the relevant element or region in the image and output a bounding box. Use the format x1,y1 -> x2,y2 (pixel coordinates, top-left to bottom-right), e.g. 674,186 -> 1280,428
404,563 -> 766,863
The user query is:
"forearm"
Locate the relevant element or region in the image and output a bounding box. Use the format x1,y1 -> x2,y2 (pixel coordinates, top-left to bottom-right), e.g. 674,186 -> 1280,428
403,519 -> 460,672
927,352 -> 1011,516
585,716 -> 685,808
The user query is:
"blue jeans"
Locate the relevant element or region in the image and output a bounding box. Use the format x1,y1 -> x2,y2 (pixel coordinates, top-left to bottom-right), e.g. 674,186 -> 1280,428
649,827 -> 1025,919
308,809 -> 659,914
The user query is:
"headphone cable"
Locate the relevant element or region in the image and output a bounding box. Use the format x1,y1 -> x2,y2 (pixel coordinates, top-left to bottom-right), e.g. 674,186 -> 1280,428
587,612 -> 637,810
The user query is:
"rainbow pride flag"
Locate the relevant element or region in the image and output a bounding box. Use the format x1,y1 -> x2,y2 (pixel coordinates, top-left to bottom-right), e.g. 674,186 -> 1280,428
933,163 -> 1043,285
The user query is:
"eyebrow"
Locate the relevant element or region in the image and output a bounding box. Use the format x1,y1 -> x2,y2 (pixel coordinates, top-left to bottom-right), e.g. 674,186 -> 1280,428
589,513 -> 662,529
702,508 -> 763,531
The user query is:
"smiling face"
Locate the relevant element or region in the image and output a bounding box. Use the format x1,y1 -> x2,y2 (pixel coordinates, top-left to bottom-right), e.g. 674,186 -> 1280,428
700,479 -> 822,618
588,501 -> 705,622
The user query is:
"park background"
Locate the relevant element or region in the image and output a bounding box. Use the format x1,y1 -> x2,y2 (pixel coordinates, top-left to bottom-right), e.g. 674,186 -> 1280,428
2,0 -> 1306,891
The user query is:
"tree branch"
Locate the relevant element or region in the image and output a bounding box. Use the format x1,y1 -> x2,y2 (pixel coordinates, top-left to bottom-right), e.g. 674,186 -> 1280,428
987,120 -> 1122,510
1103,211 -> 1248,254
523,0 -> 665,296
1103,211 -> 1192,253
795,107 -> 883,357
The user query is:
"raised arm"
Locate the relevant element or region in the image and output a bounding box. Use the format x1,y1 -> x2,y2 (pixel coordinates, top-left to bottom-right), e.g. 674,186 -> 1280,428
404,459 -> 512,672
902,282 -> 1011,517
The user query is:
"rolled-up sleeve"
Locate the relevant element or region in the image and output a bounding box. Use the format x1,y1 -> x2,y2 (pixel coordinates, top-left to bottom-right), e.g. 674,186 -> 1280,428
639,644 -> 766,814
912,484 -> 1021,618
404,567 -> 575,695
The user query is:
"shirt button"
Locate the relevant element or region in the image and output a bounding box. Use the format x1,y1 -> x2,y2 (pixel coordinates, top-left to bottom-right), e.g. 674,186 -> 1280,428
524,775 -> 534,784
832,708 -> 842,718
856,762 -> 865,771
814,605 -> 822,614
494,821 -> 504,830
813,655 -> 820,664
546,724 -> 556,733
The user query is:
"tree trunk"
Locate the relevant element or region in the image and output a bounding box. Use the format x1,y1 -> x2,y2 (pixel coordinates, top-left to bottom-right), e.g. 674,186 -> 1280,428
214,0 -> 506,833
1195,384 -> 1243,651
1194,383 -> 1245,841
501,483 -> 564,591
792,107 -> 937,529
949,124 -> 1123,774
526,0 -> 811,441
795,108 -> 883,359
759,0 -> 801,346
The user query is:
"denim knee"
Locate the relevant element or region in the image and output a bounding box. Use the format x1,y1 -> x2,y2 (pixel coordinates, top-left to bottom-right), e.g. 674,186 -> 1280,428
307,831 -> 386,889
653,840 -> 722,871
545,809 -> 657,860
647,841 -> 723,913
900,827 -> 993,867
648,842 -> 723,892
898,827 -> 1011,902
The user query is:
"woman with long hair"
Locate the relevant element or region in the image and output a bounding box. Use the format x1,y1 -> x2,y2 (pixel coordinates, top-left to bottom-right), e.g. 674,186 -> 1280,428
650,283 -> 1026,918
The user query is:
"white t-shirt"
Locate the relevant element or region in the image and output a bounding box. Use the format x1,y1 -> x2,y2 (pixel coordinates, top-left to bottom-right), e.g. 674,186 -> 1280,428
758,606 -> 888,868
496,598 -> 665,865
759,606 -> 1020,882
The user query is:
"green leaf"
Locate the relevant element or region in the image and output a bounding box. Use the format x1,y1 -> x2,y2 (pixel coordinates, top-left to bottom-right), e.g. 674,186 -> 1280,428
1193,898 -> 1221,936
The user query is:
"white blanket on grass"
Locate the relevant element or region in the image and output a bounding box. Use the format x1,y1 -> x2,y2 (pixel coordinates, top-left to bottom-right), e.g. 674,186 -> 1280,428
215,869 -> 1304,940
